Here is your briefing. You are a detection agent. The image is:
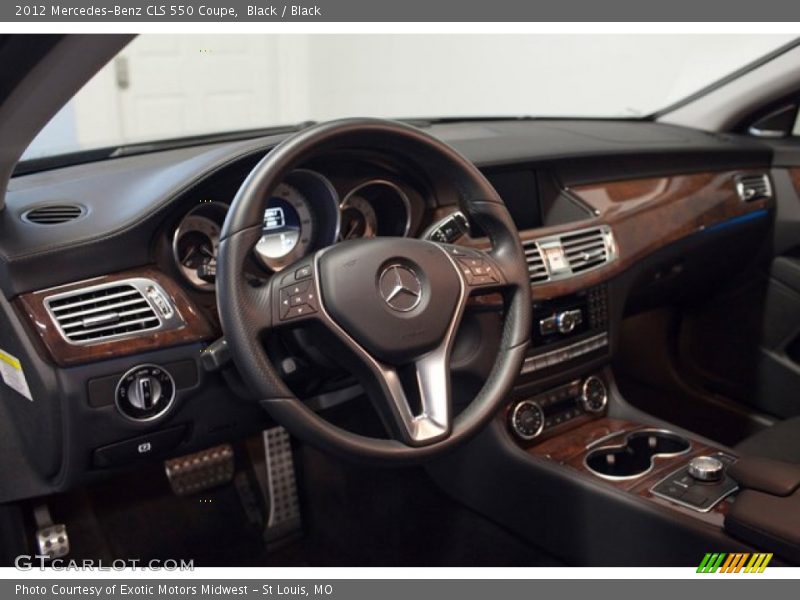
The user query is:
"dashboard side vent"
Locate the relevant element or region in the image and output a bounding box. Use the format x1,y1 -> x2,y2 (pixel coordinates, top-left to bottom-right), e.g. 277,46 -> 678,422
735,174 -> 772,202
522,240 -> 549,283
561,227 -> 611,274
23,204 -> 85,225
44,279 -> 181,345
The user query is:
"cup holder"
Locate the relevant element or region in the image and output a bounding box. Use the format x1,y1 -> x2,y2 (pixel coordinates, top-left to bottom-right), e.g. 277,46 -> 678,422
584,429 -> 691,481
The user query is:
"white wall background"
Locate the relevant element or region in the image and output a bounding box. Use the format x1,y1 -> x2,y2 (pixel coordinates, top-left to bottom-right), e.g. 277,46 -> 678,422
25,34 -> 795,159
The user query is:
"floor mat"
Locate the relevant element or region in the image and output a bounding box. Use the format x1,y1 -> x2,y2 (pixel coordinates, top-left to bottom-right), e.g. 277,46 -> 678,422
298,445 -> 564,567
47,438 -> 563,567
50,460 -> 306,567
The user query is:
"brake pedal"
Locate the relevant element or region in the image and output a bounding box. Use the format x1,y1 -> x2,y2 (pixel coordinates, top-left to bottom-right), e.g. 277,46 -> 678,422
164,444 -> 234,496
262,427 -> 302,544
33,504 -> 69,559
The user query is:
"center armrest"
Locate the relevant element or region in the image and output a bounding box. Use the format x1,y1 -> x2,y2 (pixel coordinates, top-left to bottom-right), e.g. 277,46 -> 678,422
728,456 -> 800,497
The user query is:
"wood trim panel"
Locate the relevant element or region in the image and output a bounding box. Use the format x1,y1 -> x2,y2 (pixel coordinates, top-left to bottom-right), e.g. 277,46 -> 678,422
458,169 -> 772,300
537,170 -> 771,298
522,418 -> 734,526
788,168 -> 800,196
14,266 -> 216,367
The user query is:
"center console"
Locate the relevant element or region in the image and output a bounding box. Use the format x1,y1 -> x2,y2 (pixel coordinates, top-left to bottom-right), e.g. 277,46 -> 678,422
511,417 -> 739,523
502,281 -> 741,527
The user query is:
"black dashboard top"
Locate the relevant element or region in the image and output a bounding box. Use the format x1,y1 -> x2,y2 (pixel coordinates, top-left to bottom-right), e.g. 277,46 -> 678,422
0,119 -> 772,297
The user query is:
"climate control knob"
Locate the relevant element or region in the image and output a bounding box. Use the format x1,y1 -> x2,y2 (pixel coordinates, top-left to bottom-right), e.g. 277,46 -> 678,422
510,400 -> 545,440
580,375 -> 608,413
115,364 -> 175,421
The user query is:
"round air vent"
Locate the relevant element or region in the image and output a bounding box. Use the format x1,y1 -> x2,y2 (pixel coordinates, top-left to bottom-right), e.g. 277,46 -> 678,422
22,204 -> 86,225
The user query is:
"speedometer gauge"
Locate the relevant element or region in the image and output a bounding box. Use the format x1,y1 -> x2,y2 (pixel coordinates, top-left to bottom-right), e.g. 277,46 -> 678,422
254,182 -> 315,271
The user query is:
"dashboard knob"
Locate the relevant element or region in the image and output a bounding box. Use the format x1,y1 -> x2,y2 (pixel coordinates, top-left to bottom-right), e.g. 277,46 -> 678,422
115,364 -> 175,422
510,400 -> 545,440
555,310 -> 578,334
580,375 -> 608,413
688,456 -> 725,482
127,374 -> 160,410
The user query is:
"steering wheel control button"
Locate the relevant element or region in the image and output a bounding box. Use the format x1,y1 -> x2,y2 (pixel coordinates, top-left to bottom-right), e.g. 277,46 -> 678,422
378,264 -> 423,312
294,265 -> 312,280
115,364 -> 176,422
580,375 -> 608,413
456,255 -> 500,287
688,456 -> 725,482
510,400 -> 545,440
279,279 -> 318,321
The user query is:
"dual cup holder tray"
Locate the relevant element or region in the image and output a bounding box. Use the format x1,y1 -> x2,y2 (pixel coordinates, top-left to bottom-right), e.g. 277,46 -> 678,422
584,429 -> 691,481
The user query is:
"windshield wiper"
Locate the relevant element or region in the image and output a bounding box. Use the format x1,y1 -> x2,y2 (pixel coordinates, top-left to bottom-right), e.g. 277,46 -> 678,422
14,121 -> 317,176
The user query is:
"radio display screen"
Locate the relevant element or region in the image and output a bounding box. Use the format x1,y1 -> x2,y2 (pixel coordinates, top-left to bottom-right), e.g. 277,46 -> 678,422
485,170 -> 541,230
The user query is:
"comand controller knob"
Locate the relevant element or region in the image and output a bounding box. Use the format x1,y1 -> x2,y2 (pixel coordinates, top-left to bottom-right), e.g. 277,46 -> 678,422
687,456 -> 725,482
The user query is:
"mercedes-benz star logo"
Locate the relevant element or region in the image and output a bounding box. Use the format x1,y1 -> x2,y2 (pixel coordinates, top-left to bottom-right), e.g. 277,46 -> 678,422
378,264 -> 422,312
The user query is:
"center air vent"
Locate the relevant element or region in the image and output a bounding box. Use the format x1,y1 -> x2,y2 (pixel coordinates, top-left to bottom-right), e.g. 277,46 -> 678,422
23,204 -> 85,225
522,241 -> 549,283
561,227 -> 612,273
735,174 -> 772,202
521,225 -> 616,285
44,278 -> 182,345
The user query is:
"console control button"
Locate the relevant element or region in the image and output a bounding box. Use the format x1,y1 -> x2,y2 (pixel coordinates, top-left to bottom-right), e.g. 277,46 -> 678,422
650,453 -> 738,512
539,315 -> 557,336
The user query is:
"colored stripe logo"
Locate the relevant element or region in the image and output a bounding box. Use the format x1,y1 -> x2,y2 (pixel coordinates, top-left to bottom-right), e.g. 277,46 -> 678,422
697,552 -> 773,573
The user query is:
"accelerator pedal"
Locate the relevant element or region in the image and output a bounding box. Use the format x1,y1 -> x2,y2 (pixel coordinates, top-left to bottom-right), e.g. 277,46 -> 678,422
164,444 -> 234,496
261,427 -> 302,546
33,503 -> 69,559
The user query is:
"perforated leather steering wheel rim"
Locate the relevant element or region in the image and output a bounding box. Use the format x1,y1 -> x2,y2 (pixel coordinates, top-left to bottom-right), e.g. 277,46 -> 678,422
217,118 -> 531,464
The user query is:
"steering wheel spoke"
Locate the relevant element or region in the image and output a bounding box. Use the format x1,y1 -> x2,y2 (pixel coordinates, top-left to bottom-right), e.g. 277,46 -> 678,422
373,348 -> 453,445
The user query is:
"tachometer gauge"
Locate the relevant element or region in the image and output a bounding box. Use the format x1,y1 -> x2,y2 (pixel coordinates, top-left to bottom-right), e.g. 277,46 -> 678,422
254,182 -> 315,271
339,194 -> 378,240
173,214 -> 221,291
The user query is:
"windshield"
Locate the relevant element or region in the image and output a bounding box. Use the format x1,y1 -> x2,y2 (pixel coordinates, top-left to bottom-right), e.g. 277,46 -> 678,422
23,33 -> 795,161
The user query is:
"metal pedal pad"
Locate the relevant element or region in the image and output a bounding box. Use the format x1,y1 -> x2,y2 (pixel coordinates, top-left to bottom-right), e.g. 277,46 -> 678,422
164,444 -> 234,496
36,524 -> 69,559
33,504 -> 69,559
263,427 -> 301,544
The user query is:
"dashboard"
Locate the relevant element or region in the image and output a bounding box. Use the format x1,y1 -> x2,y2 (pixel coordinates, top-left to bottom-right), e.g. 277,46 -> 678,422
0,118 -> 782,502
170,162 -> 427,291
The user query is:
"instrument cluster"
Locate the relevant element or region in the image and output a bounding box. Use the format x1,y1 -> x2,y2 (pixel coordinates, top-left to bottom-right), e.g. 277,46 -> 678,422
172,168 -> 417,290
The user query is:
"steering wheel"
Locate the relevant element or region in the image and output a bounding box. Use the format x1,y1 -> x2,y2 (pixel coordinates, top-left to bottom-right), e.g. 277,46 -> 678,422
217,118 -> 531,463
